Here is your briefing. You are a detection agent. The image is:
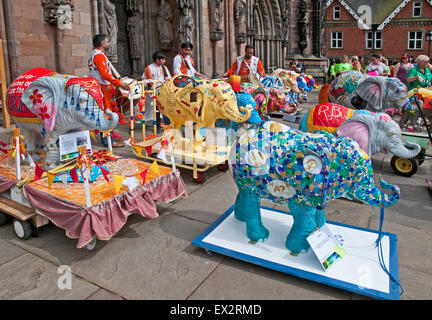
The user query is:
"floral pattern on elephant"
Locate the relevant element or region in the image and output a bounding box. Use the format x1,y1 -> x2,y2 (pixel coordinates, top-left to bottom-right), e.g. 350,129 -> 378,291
229,121 -> 400,254
7,68 -> 119,170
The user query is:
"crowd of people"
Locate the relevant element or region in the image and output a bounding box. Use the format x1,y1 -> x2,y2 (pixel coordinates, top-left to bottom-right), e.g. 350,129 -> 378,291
88,34 -> 268,147
328,52 -> 432,132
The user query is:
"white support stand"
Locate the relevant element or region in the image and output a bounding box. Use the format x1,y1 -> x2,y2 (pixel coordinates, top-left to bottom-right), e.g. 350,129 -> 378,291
11,129 -> 22,203
78,146 -> 91,208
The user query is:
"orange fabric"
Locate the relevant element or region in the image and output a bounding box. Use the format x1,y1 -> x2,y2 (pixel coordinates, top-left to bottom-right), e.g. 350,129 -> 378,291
100,84 -> 114,111
93,53 -> 120,111
93,54 -> 121,87
177,54 -> 195,75
144,66 -> 152,80
225,57 -> 266,77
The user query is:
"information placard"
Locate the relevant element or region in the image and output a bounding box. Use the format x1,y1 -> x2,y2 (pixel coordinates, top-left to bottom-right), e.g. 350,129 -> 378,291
59,130 -> 92,161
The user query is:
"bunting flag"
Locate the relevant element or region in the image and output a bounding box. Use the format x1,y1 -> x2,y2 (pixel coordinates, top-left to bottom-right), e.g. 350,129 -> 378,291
157,148 -> 168,162
113,174 -> 125,194
8,148 -> 16,159
27,154 -> 36,167
34,164 -> 45,182
89,130 -> 97,142
47,172 -> 56,189
144,146 -> 153,156
100,166 -> 111,182
133,145 -> 143,157
0,148 -> 8,154
59,174 -> 68,187
138,169 -> 148,184
111,131 -> 122,139
69,167 -> 80,183
149,160 -> 160,175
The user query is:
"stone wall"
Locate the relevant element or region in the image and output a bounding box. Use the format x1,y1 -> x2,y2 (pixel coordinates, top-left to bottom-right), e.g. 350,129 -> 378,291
1,0 -> 94,84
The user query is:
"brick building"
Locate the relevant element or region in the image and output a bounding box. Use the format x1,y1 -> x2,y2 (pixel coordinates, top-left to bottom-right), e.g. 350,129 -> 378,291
326,0 -> 432,63
0,0 -> 327,85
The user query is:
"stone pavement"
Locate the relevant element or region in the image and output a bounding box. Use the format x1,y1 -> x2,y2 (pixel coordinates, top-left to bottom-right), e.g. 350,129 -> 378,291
0,90 -> 431,300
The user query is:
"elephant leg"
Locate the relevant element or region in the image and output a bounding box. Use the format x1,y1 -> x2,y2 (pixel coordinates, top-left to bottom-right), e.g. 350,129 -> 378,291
16,124 -> 44,164
286,201 -> 324,255
234,186 -> 269,242
44,132 -> 61,170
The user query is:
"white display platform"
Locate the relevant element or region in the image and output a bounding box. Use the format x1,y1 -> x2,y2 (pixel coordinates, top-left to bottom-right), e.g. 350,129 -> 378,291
192,205 -> 400,300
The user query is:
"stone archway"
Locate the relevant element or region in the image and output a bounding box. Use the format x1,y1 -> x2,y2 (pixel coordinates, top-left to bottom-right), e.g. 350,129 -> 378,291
248,0 -> 287,72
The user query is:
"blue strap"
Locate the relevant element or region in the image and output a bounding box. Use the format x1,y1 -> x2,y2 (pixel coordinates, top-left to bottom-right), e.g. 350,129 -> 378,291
376,206 -> 404,297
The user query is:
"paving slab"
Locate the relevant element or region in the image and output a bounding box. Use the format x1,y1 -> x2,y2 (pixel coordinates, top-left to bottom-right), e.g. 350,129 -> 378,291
0,253 -> 99,300
70,213 -> 224,299
0,238 -> 26,266
0,213 -> 146,267
397,266 -> 432,300
164,171 -> 239,225
86,288 -> 124,300
368,218 -> 432,278
188,256 -> 351,300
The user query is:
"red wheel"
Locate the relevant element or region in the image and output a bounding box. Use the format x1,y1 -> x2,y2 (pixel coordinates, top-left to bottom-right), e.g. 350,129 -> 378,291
192,171 -> 206,184
217,161 -> 229,171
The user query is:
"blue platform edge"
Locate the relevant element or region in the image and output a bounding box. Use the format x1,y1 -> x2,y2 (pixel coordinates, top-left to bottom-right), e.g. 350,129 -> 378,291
192,204 -> 400,301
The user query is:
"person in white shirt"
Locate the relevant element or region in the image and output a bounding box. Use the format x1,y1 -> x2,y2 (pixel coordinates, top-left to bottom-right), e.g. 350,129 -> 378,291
366,53 -> 388,76
142,51 -> 172,126
173,41 -> 205,77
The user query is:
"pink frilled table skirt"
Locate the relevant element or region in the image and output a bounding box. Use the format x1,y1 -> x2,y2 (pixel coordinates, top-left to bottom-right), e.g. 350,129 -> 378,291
0,169 -> 187,248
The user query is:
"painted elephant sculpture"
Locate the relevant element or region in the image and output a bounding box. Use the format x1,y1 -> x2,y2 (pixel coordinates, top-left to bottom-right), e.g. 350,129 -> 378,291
300,103 -> 421,159
261,75 -> 301,94
229,121 -> 400,255
156,74 -> 251,131
321,71 -> 411,112
7,68 -> 119,170
240,83 -> 298,115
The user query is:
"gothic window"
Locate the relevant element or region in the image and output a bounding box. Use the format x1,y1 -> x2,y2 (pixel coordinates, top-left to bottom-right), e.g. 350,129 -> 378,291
413,2 -> 422,17
330,31 -> 343,49
333,6 -> 341,20
408,31 -> 423,50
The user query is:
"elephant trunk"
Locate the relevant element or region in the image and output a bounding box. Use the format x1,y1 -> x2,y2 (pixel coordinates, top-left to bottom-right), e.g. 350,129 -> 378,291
223,104 -> 252,123
386,140 -> 421,159
99,108 -> 119,131
354,179 -> 400,208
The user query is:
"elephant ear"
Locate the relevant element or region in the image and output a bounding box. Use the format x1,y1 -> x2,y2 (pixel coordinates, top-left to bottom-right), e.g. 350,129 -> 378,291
337,119 -> 371,155
355,77 -> 383,111
274,139 -> 332,210
21,76 -> 62,132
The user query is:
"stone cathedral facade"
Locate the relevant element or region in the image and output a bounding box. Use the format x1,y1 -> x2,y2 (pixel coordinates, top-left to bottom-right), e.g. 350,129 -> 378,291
0,0 -> 327,84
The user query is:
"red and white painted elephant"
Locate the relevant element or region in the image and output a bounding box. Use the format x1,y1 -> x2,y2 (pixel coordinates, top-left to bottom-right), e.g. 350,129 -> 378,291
7,68 -> 119,170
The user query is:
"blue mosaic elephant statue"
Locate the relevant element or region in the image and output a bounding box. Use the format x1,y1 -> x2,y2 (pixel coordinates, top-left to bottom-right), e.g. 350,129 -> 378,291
229,121 -> 400,255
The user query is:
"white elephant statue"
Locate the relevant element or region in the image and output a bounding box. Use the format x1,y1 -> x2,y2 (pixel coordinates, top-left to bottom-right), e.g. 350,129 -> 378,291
7,68 -> 119,170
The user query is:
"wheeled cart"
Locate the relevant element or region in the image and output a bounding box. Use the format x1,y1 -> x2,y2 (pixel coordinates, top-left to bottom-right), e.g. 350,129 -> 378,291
0,154 -> 187,249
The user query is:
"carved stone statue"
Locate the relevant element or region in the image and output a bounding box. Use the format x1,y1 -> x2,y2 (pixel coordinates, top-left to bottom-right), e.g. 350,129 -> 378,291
178,0 -> 195,43
157,0 -> 174,50
104,0 -> 118,63
209,0 -> 224,41
127,12 -> 141,73
234,0 -> 246,43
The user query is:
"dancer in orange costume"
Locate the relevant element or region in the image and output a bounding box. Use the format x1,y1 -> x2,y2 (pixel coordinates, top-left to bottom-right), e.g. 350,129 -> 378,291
222,44 -> 265,80
89,34 -> 130,147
